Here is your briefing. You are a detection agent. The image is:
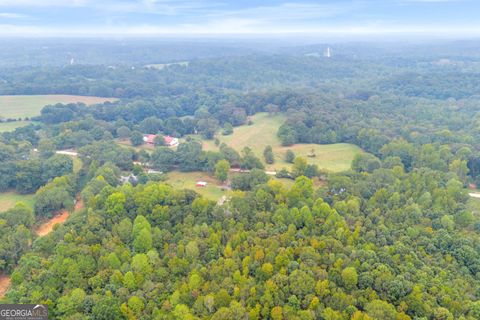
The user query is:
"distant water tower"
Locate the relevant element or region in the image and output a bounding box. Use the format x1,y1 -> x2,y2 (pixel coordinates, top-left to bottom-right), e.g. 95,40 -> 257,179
324,47 -> 332,58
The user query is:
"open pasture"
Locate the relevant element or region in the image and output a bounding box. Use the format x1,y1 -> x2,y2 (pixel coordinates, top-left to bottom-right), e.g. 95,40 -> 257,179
165,171 -> 226,201
0,95 -> 117,119
202,112 -> 364,172
0,192 -> 35,212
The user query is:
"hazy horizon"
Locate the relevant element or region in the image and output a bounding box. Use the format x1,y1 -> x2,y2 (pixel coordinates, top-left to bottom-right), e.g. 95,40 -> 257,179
0,0 -> 479,37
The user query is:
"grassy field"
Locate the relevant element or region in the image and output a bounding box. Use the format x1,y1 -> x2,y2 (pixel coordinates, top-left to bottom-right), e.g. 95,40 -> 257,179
0,121 -> 31,132
164,171 -> 328,202
145,61 -> 189,70
116,139 -> 155,153
271,143 -> 364,172
203,113 -> 285,153
0,192 -> 35,212
165,171 -> 227,201
202,112 -> 364,172
0,95 -> 117,119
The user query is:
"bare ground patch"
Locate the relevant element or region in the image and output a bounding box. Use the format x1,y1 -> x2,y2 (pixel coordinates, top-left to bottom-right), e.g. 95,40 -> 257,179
0,274 -> 11,299
34,197 -> 84,237
35,211 -> 70,237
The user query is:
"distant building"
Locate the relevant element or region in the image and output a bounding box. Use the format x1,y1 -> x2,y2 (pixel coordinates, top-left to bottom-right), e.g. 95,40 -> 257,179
196,181 -> 207,187
143,134 -> 179,147
120,174 -> 138,185
164,135 -> 179,147
147,169 -> 163,174
324,47 -> 332,58
143,134 -> 156,144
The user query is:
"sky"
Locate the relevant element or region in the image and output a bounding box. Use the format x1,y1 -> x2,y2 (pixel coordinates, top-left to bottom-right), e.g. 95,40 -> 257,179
0,0 -> 479,36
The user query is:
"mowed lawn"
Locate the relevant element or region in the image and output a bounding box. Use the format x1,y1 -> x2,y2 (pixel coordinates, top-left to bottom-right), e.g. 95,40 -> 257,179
272,143 -> 364,172
203,113 -> 285,153
203,112 -> 364,172
0,95 -> 117,119
0,192 -> 35,212
165,171 -> 227,201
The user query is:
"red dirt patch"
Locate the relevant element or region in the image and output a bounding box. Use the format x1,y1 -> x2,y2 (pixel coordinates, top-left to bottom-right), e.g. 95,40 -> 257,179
34,196 -> 84,237
0,274 -> 11,299
35,211 -> 70,237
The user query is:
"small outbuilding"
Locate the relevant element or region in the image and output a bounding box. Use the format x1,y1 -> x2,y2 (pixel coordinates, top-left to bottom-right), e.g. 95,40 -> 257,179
196,181 -> 207,187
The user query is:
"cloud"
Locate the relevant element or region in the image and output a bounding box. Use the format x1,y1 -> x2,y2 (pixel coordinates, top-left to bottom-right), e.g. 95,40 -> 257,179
0,0 -> 477,36
171,1 -> 364,33
396,0 -> 463,3
0,0 -> 220,14
0,0 -> 88,6
0,21 -> 478,37
212,2 -> 360,20
0,12 -> 28,18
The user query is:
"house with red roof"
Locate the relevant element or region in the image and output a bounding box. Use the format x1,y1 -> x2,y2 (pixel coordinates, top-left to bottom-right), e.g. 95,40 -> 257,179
164,135 -> 179,147
143,134 -> 179,147
143,134 -> 156,144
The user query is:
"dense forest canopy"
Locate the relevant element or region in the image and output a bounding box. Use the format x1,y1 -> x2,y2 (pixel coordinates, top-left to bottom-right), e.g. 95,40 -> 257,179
1,39 -> 480,319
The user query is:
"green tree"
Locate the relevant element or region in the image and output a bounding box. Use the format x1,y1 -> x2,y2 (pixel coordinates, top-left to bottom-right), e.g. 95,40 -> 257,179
38,139 -> 56,158
154,134 -> 166,146
292,157 -> 308,177
241,147 -> 264,170
215,159 -> 230,183
130,131 -> 144,146
116,126 -> 131,139
105,192 -> 126,217
263,145 -> 274,164
222,122 -> 233,135
151,147 -> 176,172
231,169 -> 269,191
131,253 -> 152,276
115,218 -> 132,243
341,267 -> 358,290
132,215 -> 151,238
278,125 -> 296,146
449,159 -> 468,183
133,228 -> 152,253
34,176 -> 75,218
1,202 -> 34,228
127,296 -> 144,316
57,288 -> 86,317
123,271 -> 136,290
197,118 -> 219,139
365,300 -> 397,320
352,153 -> 381,173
